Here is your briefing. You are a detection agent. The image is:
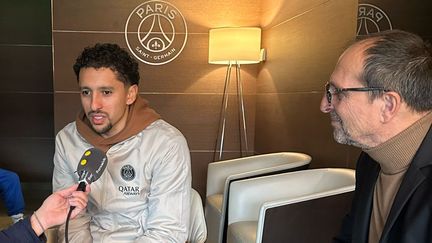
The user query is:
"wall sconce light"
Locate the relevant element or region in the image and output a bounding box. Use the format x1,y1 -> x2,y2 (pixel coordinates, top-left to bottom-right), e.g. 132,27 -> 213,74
208,27 -> 262,161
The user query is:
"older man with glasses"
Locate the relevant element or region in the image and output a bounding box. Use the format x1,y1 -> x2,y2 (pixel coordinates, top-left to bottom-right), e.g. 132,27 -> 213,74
320,30 -> 432,243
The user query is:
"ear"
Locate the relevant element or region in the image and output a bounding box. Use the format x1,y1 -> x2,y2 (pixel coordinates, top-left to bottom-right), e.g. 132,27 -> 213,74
380,91 -> 401,123
126,84 -> 138,105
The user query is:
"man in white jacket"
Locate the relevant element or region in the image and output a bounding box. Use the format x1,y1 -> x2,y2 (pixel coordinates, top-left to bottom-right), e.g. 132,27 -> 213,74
52,43 -> 191,242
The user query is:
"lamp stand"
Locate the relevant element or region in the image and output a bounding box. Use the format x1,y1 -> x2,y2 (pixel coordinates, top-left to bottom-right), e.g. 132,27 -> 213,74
214,62 -> 249,161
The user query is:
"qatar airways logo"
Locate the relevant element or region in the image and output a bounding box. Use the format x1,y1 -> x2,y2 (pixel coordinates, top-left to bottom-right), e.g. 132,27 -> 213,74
118,185 -> 140,196
125,0 -> 188,65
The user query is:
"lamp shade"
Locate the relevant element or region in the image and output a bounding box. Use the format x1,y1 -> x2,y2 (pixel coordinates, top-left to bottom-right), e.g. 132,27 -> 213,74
208,27 -> 261,64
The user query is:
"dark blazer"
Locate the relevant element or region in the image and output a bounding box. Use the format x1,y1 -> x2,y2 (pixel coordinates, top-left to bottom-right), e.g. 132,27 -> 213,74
334,126 -> 432,243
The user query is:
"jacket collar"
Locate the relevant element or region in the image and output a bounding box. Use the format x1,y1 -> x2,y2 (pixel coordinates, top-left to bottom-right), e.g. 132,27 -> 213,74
380,125 -> 432,241
353,153 -> 380,243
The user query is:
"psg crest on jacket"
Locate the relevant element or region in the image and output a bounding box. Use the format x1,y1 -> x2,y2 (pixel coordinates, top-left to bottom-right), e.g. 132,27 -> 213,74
121,164 -> 136,181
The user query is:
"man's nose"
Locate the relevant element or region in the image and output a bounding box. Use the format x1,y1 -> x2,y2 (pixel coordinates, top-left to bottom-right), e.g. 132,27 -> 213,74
91,93 -> 103,111
320,94 -> 333,113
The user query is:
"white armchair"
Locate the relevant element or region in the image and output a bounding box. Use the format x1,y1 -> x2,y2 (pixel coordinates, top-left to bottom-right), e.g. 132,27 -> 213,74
226,168 -> 355,243
205,152 -> 312,243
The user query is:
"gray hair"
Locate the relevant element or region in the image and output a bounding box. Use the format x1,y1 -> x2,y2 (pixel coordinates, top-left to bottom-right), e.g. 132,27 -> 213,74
360,30 -> 432,112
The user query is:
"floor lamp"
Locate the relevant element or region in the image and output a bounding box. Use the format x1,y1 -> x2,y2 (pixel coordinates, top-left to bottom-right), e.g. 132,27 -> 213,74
208,27 -> 262,161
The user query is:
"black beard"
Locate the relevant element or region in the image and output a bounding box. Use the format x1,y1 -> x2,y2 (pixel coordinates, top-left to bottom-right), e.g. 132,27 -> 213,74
91,123 -> 113,136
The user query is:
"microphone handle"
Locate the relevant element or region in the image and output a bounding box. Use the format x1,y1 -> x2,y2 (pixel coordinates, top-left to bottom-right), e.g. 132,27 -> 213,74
70,181 -> 87,211
77,181 -> 87,192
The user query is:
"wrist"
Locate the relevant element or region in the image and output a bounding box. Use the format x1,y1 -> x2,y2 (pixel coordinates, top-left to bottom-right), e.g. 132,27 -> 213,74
31,211 -> 46,236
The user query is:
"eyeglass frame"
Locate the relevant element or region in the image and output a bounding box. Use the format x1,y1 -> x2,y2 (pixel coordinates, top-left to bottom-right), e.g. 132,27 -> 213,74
325,82 -> 390,104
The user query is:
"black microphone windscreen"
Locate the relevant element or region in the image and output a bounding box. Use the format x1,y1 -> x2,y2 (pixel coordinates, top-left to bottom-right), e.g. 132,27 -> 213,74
76,147 -> 108,185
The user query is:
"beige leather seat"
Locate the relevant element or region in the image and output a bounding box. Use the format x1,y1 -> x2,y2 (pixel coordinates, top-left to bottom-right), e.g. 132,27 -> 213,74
205,152 -> 312,243
47,188 -> 207,243
226,168 -> 355,243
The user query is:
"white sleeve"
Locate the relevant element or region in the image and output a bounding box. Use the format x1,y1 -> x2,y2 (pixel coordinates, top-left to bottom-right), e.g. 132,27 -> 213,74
52,134 -> 93,243
135,135 -> 192,243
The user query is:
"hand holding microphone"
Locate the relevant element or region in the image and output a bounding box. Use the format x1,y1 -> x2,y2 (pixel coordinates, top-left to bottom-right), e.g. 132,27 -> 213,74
30,184 -> 90,236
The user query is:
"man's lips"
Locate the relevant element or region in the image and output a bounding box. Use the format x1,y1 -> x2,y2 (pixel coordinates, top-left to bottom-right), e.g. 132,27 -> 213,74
330,112 -> 341,121
331,120 -> 340,127
330,113 -> 342,128
89,112 -> 107,125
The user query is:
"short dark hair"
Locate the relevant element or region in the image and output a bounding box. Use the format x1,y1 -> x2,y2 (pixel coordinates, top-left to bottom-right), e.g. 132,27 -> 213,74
360,30 -> 432,112
73,43 -> 140,86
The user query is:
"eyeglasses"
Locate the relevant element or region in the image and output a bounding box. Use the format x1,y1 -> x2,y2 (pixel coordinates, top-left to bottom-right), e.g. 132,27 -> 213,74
325,82 -> 389,104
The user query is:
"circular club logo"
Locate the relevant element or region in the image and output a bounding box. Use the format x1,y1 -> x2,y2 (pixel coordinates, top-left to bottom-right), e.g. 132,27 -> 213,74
125,0 -> 188,65
120,164 -> 136,181
357,4 -> 392,37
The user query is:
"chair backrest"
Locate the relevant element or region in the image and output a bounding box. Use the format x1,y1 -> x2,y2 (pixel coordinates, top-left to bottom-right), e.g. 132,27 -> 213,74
206,152 -> 312,197
189,189 -> 207,243
228,168 -> 355,224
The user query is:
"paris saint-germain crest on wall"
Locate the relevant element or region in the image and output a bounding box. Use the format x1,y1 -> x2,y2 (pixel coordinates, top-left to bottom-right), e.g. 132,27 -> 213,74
125,0 -> 188,65
357,3 -> 392,37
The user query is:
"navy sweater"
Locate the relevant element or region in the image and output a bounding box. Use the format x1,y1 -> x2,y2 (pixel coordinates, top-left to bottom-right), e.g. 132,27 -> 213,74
0,217 -> 46,242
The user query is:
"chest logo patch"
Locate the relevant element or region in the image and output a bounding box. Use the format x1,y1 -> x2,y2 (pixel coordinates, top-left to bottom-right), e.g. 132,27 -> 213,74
120,164 -> 136,181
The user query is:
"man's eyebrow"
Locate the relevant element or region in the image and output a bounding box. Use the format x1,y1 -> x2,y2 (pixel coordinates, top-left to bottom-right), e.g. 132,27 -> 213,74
79,86 -> 114,90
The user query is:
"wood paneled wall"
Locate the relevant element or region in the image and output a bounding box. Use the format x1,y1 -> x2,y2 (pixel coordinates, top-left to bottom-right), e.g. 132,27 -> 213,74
255,0 -> 360,169
357,0 -> 432,41
0,0 -> 54,181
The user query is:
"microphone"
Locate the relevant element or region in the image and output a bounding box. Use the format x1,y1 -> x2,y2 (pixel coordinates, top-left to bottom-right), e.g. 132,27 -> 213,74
75,147 -> 108,192
66,148 -> 107,243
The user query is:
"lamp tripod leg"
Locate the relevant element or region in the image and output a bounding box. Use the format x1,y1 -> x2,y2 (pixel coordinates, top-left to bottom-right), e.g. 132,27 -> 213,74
214,64 -> 232,161
236,63 -> 249,157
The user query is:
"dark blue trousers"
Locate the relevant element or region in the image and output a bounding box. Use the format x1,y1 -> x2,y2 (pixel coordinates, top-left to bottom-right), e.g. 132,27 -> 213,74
0,168 -> 25,216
